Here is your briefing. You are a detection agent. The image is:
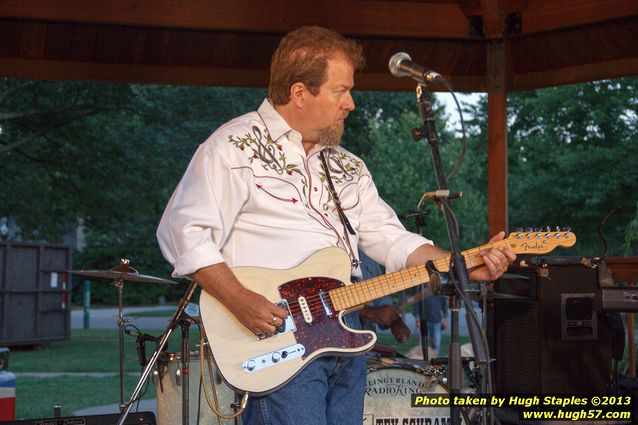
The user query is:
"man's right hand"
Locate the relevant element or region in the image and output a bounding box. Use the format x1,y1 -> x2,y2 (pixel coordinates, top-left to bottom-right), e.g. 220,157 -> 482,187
192,263 -> 287,336
228,287 -> 288,335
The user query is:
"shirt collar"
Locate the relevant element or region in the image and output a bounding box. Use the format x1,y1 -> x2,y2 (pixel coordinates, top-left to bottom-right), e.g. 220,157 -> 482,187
257,98 -> 330,156
257,99 -> 295,142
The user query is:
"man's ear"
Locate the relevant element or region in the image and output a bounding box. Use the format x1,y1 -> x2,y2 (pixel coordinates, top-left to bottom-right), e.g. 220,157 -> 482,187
289,82 -> 306,108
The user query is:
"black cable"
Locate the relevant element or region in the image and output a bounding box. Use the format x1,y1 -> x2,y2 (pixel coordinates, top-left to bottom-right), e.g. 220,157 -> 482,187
598,205 -> 621,260
440,80 -> 469,182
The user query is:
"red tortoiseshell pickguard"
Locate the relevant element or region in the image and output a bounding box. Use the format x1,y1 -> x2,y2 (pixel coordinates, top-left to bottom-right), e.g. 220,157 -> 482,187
278,276 -> 374,359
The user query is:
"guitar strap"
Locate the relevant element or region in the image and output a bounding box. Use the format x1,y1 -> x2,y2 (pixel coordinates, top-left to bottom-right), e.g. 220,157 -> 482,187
319,149 -> 360,269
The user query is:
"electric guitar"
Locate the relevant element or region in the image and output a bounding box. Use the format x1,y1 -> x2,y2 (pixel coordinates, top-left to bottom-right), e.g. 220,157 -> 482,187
200,229 -> 576,395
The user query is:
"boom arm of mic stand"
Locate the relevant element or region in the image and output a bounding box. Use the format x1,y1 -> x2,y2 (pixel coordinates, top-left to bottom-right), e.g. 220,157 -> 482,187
117,280 -> 199,425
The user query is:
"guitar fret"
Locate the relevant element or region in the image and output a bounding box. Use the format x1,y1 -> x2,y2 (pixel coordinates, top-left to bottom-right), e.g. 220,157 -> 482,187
329,231 -> 576,311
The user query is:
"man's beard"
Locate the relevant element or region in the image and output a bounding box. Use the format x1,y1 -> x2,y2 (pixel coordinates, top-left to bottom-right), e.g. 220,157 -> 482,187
318,121 -> 344,147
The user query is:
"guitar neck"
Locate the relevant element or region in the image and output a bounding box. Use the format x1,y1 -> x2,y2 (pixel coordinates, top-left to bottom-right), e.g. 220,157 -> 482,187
329,239 -> 510,311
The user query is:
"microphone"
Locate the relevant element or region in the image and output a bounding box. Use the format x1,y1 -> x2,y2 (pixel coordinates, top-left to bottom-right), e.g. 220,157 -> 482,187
124,327 -> 159,343
135,336 -> 147,366
388,52 -> 444,84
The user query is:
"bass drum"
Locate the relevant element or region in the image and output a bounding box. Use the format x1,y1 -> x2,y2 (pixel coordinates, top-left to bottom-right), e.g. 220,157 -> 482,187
364,355 -> 465,425
155,351 -> 243,425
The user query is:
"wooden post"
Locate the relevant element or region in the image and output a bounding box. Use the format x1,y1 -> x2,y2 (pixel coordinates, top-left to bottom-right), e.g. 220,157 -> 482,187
487,41 -> 510,235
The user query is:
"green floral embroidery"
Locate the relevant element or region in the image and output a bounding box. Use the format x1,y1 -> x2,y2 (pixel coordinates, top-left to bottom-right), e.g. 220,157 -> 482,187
320,150 -> 362,211
229,125 -> 308,189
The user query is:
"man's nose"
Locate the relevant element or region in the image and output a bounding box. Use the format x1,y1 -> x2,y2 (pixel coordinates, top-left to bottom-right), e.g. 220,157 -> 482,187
343,91 -> 355,111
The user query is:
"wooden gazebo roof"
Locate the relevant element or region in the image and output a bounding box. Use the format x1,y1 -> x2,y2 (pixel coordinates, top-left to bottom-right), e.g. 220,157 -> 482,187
1,0 -> 636,92
1,0 -> 637,232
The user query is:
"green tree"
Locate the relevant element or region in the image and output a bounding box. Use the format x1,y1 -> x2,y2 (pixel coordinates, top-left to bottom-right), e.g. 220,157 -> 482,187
506,79 -> 638,257
353,92 -> 491,250
0,78 -> 265,303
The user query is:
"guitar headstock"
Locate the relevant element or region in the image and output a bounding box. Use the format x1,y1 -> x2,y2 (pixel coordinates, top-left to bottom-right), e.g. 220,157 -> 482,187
506,227 -> 576,255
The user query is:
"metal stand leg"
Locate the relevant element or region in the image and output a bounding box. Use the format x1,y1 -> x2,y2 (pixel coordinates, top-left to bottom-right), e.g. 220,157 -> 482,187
179,317 -> 195,425
114,278 -> 127,410
117,280 -> 199,425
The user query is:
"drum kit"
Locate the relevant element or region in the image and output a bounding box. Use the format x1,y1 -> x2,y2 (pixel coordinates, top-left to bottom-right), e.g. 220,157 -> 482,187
69,262 -> 522,425
69,260 -> 243,425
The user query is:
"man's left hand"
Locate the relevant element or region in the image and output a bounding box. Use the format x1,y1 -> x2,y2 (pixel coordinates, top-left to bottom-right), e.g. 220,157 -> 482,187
468,231 -> 516,281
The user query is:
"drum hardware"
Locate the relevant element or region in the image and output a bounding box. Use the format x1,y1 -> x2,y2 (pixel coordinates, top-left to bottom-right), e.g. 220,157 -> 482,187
115,280 -> 248,425
364,354 -> 467,424
69,259 -> 177,409
155,349 -> 243,425
115,280 -> 195,425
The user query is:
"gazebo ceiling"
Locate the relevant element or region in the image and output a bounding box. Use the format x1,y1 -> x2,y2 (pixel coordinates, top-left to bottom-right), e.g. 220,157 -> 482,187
0,0 -> 637,92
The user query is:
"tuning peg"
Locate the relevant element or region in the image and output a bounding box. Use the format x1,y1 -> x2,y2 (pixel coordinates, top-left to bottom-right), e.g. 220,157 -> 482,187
534,227 -> 542,232
555,226 -> 562,232
563,226 -> 572,232
546,226 -> 552,232
525,227 -> 533,232
514,227 -> 524,233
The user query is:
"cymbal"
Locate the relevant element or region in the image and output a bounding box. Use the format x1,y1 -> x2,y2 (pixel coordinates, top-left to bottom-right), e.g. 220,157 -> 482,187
69,266 -> 177,285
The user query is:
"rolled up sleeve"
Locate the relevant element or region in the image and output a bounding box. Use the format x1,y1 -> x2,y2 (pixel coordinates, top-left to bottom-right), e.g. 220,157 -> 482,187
157,143 -> 249,277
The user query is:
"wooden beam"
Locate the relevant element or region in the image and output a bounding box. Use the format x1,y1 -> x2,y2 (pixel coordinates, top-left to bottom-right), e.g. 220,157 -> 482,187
0,58 -> 271,87
0,57 -> 488,92
512,58 -> 638,91
522,0 -> 638,35
487,41 -> 509,235
0,0 -> 474,39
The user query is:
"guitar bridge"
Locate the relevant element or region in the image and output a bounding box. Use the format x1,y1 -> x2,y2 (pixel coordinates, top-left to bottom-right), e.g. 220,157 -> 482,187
256,300 -> 296,340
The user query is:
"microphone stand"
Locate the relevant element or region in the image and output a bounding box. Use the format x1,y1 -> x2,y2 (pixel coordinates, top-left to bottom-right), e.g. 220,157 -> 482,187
411,84 -> 489,425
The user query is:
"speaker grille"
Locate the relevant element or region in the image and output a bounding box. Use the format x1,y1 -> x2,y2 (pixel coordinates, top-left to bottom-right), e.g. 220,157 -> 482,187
491,258 -> 614,394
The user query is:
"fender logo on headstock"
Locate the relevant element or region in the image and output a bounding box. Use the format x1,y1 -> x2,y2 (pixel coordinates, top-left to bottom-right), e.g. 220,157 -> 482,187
507,230 -> 576,255
520,241 -> 550,250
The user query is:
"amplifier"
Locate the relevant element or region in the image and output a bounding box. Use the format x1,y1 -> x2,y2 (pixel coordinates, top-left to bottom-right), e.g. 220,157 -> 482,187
490,256 -> 621,394
594,287 -> 638,312
0,412 -> 155,425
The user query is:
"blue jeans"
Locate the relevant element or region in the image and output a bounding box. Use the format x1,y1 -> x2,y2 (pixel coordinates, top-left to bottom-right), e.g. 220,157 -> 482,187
427,321 -> 442,356
241,354 -> 367,425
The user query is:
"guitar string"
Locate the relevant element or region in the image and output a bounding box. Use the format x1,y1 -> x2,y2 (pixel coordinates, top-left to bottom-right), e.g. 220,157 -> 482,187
284,245 -> 489,315
285,242 -> 497,314
283,234 -> 567,316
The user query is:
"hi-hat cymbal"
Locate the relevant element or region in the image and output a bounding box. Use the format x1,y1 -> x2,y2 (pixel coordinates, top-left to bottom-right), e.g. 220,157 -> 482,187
69,266 -> 177,285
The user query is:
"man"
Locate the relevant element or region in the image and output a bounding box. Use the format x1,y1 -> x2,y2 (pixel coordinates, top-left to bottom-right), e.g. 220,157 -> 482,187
157,26 -> 514,425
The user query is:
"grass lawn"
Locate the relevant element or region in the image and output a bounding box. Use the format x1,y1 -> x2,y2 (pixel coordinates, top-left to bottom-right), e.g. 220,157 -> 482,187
10,327 -> 471,420
16,375 -> 156,419
11,328 -> 203,419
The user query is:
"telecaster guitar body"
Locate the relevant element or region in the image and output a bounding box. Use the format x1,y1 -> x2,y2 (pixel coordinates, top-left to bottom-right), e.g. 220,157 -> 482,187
199,247 -> 375,395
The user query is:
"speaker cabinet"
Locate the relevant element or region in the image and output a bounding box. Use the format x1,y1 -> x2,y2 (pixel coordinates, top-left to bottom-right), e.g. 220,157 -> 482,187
1,412 -> 155,425
490,257 -> 616,394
